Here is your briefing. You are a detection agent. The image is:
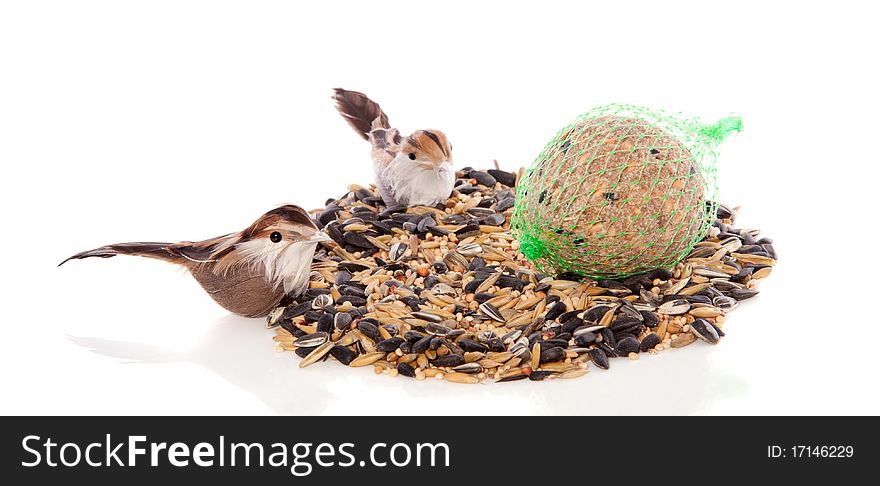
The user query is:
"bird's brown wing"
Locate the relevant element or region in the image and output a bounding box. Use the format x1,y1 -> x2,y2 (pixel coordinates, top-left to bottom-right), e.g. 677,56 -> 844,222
175,233 -> 238,263
189,264 -> 284,318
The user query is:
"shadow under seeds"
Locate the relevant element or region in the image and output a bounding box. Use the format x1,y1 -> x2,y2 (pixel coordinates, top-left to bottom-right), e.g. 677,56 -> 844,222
67,313 -> 749,415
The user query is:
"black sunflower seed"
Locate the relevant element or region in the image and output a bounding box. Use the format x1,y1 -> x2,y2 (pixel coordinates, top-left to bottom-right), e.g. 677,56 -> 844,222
483,213 -> 506,226
458,339 -> 489,352
728,288 -> 759,300
495,197 -> 515,212
470,170 -> 497,187
589,349 -> 610,370
412,335 -> 433,354
376,337 -> 405,352
431,354 -> 465,367
615,336 -> 640,356
474,292 -> 496,303
539,346 -> 565,364
540,339 -> 569,350
279,320 -> 300,336
528,370 -> 556,381
303,310 -> 323,323
691,318 -> 720,344
342,231 -> 374,249
574,332 -> 597,347
544,301 -> 567,321
468,257 -> 486,271
334,312 -> 353,330
464,278 -> 485,294
487,169 -> 517,187
357,320 -> 380,341
561,317 -> 584,334
486,337 -> 506,352
329,345 -> 356,366
282,301 -> 312,320
403,331 -> 425,342
496,275 -> 526,291
639,333 -> 661,352
640,310 -> 659,327
316,313 -> 334,333
601,328 -> 617,347
583,306 -> 611,323
396,362 -> 416,378
317,207 -> 341,225
610,316 -> 642,332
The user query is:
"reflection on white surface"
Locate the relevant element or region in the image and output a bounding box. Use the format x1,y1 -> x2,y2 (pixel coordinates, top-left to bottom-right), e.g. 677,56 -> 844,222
68,313 -> 749,416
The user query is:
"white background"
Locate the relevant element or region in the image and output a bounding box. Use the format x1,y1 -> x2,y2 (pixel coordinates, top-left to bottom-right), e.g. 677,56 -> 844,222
1,0 -> 878,415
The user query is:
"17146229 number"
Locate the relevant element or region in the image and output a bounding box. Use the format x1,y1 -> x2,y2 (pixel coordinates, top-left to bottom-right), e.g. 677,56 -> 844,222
790,445 -> 853,458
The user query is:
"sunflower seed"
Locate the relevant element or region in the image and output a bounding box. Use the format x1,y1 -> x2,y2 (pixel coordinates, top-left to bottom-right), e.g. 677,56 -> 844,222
266,307 -> 285,328
574,331 -> 597,347
329,345 -> 357,365
426,322 -> 451,336
412,311 -> 444,323
310,294 -> 332,310
396,362 -> 416,378
432,283 -> 456,296
376,337 -> 405,352
713,296 -> 739,310
728,288 -> 759,301
334,312 -> 353,330
432,354 -> 466,367
589,349 -> 609,370
615,336 -> 640,356
389,242 -> 408,261
453,362 -> 484,374
639,333 -> 661,352
690,318 -> 720,344
479,302 -> 506,322
294,332 -> 329,348
457,243 -> 483,256
658,299 -> 691,315
443,252 -> 469,272
539,346 -> 565,364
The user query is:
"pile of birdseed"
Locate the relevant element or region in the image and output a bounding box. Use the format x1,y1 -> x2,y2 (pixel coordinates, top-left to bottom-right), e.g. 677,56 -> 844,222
268,166 -> 776,383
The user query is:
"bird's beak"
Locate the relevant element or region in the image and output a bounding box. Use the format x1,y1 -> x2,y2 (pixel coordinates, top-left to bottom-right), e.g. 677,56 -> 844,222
309,230 -> 332,243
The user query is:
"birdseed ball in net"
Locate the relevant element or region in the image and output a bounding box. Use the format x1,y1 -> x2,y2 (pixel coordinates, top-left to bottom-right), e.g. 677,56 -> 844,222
511,104 -> 742,279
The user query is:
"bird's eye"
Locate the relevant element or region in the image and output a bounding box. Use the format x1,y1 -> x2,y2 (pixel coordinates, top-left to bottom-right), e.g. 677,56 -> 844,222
270,231 -> 282,243
408,153 -> 416,160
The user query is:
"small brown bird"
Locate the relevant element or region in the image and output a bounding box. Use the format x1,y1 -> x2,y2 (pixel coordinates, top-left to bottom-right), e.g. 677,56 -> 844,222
59,205 -> 330,318
332,88 -> 455,207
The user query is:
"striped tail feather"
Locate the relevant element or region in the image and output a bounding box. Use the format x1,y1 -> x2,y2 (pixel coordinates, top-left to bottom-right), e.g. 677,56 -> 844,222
332,88 -> 390,140
58,242 -> 180,267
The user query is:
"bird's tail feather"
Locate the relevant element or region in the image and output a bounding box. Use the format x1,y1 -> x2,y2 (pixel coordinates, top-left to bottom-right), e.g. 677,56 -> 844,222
59,242 -> 179,267
332,88 -> 390,140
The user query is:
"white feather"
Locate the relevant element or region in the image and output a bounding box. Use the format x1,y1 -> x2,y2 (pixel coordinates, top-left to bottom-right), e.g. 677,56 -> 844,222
379,154 -> 455,207
228,239 -> 319,295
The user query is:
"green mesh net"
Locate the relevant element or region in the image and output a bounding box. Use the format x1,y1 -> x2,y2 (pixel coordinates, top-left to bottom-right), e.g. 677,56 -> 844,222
511,104 -> 741,279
